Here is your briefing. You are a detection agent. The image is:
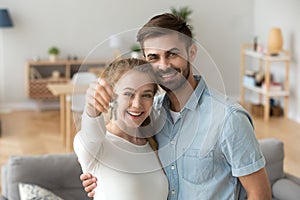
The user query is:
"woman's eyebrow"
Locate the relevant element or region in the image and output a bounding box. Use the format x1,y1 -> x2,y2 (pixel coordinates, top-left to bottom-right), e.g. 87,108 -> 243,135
143,89 -> 154,93
123,88 -> 154,93
123,88 -> 134,91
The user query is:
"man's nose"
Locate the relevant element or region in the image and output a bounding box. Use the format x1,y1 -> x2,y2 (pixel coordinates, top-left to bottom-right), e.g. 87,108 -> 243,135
156,57 -> 171,71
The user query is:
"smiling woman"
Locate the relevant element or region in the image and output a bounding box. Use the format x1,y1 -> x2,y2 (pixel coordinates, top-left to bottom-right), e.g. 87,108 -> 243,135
73,58 -> 168,200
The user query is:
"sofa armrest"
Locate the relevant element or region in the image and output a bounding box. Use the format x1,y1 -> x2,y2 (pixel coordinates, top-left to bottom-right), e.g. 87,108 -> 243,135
285,173 -> 300,185
272,178 -> 300,200
0,196 -> 8,200
259,138 -> 284,186
6,153 -> 88,200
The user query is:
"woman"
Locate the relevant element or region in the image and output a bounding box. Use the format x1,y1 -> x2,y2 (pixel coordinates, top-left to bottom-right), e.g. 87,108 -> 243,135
73,58 -> 168,200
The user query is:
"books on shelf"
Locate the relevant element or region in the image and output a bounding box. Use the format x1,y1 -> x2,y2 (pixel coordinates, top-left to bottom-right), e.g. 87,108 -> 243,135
243,75 -> 256,87
262,82 -> 283,91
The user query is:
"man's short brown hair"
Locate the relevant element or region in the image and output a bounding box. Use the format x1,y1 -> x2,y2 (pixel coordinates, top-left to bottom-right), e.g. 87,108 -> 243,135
137,13 -> 193,49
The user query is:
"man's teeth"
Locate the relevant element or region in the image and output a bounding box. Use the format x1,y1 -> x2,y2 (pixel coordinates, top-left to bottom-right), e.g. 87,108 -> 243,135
161,72 -> 177,78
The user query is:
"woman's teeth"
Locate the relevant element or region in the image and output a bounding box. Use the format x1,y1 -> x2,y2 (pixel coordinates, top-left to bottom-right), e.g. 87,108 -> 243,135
127,111 -> 143,117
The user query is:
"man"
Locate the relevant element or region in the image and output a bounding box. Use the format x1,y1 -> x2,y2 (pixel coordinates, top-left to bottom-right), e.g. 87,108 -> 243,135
80,13 -> 271,199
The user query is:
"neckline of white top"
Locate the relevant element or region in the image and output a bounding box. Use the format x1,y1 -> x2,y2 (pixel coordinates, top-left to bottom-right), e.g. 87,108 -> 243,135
106,131 -> 149,148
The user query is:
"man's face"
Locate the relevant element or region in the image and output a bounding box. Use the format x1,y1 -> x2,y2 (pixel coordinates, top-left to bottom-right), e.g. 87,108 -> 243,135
143,33 -> 192,92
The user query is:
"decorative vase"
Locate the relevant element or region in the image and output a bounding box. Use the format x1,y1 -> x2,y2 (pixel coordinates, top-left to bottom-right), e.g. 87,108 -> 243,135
49,54 -> 58,62
267,27 -> 283,56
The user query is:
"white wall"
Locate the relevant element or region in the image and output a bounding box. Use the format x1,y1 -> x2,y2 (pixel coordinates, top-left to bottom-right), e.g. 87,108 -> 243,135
254,0 -> 300,122
0,0 -> 253,110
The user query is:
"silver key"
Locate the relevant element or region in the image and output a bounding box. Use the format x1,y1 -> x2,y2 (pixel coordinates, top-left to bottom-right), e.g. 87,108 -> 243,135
109,99 -> 118,120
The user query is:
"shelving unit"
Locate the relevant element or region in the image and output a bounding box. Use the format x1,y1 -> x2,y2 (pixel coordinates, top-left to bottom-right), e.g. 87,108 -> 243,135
240,44 -> 290,121
26,59 -> 108,100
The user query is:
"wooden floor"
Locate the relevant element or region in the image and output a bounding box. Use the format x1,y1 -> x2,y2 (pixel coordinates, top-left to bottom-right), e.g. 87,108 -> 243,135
0,110 -> 300,192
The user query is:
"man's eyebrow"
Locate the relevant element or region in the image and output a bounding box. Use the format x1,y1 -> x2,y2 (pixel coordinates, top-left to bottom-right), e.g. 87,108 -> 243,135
146,48 -> 180,57
167,48 -> 180,52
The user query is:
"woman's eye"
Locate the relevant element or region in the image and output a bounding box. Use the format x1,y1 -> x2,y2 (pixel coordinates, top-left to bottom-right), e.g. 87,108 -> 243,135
142,93 -> 153,98
124,92 -> 134,97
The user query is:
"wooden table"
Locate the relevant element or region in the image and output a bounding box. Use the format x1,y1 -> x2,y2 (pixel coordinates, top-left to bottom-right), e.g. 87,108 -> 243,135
47,83 -> 89,151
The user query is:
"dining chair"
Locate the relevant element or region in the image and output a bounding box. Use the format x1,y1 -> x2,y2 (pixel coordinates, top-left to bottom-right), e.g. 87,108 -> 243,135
71,72 -> 97,132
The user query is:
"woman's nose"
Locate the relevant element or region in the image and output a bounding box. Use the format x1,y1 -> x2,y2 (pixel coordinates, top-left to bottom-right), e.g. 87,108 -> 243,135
131,95 -> 142,108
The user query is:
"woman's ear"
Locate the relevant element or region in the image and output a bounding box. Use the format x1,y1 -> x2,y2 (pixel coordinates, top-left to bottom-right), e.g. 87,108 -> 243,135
189,44 -> 198,62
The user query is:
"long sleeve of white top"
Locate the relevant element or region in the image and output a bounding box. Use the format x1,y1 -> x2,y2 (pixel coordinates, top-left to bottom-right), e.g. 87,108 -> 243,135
73,111 -> 106,173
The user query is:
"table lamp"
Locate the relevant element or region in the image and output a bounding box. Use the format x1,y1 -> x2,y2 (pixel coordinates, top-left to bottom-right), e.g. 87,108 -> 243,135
0,9 -> 13,27
109,34 -> 122,59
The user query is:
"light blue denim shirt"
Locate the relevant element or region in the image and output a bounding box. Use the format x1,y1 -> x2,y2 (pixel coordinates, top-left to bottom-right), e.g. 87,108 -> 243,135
153,76 -> 265,200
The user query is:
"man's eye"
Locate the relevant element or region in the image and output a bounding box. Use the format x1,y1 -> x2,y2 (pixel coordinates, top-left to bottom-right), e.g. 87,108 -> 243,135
168,52 -> 177,58
147,55 -> 158,62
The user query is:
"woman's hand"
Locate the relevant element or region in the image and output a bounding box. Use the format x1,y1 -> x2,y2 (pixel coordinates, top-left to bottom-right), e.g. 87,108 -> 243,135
85,78 -> 114,117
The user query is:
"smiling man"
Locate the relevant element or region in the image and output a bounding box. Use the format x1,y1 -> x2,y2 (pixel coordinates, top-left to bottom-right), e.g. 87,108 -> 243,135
80,13 -> 271,200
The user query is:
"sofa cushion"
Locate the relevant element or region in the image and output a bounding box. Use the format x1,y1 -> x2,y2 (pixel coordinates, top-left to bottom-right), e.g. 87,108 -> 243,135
259,138 -> 284,185
6,153 -> 89,200
272,178 -> 300,200
19,183 -> 63,200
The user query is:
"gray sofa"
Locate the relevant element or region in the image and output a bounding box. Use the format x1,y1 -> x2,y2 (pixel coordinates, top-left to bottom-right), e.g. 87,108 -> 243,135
1,138 -> 300,200
259,138 -> 300,200
1,153 -> 90,200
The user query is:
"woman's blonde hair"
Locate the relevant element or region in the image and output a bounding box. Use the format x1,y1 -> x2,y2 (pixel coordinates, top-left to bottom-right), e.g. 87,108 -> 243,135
101,58 -> 158,94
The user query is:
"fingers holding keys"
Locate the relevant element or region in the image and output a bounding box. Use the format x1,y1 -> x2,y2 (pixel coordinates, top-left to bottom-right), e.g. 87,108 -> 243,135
85,78 -> 114,117
96,78 -> 115,110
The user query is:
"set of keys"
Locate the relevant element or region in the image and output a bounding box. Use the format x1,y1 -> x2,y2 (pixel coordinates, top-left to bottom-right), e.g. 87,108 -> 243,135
109,99 -> 118,121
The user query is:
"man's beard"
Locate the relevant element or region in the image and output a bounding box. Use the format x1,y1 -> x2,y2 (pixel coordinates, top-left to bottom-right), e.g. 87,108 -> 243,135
157,61 -> 190,92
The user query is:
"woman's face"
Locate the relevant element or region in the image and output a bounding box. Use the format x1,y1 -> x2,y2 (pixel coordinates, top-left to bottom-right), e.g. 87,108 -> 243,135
114,69 -> 156,128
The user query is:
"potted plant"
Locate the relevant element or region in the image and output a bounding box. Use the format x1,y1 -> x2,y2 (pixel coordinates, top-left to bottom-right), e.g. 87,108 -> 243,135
48,46 -> 60,62
170,6 -> 193,35
170,6 -> 193,22
130,44 -> 141,58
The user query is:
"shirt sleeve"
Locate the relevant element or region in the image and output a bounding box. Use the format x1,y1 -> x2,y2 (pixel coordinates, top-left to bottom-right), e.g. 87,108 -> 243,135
73,111 -> 106,172
220,108 -> 265,177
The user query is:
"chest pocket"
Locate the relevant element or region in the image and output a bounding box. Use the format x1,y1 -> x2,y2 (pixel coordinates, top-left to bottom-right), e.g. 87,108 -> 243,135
182,149 -> 214,184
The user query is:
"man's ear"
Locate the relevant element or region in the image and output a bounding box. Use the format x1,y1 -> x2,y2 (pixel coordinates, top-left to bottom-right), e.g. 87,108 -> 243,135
189,44 -> 197,62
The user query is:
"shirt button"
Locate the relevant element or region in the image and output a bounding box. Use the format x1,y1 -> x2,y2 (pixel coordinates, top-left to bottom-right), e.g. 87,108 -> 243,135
170,140 -> 176,145
171,190 -> 176,195
170,165 -> 175,170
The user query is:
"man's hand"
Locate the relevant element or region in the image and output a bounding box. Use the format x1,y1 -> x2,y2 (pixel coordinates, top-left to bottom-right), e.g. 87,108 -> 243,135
85,78 -> 114,117
80,173 -> 98,198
